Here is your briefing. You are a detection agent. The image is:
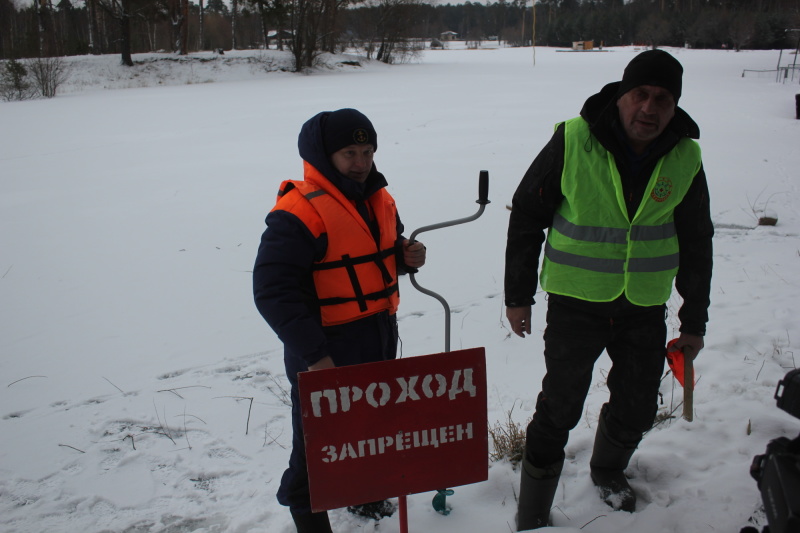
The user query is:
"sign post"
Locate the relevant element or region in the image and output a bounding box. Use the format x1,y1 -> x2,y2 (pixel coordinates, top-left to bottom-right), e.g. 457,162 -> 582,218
298,347 -> 488,529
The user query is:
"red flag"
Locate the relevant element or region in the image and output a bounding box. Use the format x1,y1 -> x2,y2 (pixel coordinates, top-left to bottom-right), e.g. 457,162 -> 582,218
666,338 -> 695,388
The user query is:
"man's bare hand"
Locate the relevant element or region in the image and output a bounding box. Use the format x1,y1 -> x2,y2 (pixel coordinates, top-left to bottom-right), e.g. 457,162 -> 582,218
506,306 -> 532,338
668,333 -> 704,360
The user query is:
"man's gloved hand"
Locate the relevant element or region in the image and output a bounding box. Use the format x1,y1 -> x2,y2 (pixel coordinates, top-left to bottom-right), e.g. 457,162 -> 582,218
403,239 -> 426,269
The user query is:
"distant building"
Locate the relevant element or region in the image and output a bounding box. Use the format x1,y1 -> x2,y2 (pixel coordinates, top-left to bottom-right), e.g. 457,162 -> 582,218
572,40 -> 594,51
267,30 -> 293,48
440,31 -> 459,41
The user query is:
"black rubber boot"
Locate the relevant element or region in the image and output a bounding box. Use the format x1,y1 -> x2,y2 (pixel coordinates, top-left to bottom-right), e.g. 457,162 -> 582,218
290,509 -> 333,533
516,457 -> 563,531
589,417 -> 638,513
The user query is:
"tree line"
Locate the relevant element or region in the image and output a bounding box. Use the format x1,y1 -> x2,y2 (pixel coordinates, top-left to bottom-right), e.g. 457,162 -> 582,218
1,0 -> 799,71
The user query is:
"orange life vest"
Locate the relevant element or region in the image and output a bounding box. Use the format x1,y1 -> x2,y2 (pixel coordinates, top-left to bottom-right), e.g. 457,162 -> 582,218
271,162 -> 400,326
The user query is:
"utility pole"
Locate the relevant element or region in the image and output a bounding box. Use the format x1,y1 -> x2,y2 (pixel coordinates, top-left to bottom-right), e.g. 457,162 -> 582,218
532,0 -> 536,66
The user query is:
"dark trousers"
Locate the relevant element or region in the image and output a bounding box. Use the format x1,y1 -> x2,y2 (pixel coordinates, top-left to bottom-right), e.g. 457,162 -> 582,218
525,295 -> 667,468
277,311 -> 398,513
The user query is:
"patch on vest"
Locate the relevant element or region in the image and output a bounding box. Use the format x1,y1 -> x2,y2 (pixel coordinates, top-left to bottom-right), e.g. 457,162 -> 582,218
650,177 -> 673,203
353,128 -> 369,144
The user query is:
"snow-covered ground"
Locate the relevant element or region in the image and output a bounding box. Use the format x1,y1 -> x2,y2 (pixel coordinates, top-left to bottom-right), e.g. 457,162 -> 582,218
2,44 -> 800,533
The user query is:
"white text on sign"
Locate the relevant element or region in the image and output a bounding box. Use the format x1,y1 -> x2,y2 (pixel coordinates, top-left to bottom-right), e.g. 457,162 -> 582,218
309,368 -> 477,418
321,423 -> 475,463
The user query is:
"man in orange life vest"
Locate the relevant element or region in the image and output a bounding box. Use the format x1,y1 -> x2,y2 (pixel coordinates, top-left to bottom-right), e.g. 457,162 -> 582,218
253,108 -> 426,533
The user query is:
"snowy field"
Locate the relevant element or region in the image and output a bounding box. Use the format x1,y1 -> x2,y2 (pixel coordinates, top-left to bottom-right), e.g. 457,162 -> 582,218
2,44 -> 800,532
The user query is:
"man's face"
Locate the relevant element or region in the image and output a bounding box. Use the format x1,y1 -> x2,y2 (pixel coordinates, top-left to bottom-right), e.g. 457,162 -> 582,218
616,85 -> 676,154
330,144 -> 375,183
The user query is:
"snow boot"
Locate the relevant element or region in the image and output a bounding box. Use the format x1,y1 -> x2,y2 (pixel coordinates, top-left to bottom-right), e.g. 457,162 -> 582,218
516,457 -> 563,531
290,509 -> 333,533
347,499 -> 396,520
589,417 -> 637,513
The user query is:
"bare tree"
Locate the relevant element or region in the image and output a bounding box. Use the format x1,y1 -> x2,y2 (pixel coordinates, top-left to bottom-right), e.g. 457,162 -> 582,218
289,0 -> 324,70
728,12 -> 755,51
232,0 -> 239,49
198,0 -> 205,50
636,12 -> 671,48
33,0 -> 49,56
96,0 -> 143,66
371,0 -> 422,64
319,0 -> 346,53
246,0 -> 289,50
169,0 -> 189,54
86,0 -> 101,53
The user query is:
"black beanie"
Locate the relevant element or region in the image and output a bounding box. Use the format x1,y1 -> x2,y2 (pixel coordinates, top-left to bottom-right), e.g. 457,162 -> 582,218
618,49 -> 683,103
322,108 -> 377,156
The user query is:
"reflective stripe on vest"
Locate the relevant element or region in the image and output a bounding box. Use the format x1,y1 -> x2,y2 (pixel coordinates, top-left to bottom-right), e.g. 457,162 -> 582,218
273,164 -> 399,326
539,117 -> 701,306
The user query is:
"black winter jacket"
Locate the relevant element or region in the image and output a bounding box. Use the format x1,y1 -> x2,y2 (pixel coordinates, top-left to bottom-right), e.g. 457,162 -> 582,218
505,82 -> 713,336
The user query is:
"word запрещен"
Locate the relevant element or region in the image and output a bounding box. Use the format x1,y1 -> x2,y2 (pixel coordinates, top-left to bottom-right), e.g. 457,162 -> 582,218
321,423 -> 476,463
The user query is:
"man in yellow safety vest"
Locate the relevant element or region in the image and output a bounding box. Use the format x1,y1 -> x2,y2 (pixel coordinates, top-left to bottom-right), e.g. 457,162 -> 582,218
505,49 -> 713,530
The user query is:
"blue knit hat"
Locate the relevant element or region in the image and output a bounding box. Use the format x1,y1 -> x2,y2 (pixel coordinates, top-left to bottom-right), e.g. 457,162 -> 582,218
322,108 -> 377,156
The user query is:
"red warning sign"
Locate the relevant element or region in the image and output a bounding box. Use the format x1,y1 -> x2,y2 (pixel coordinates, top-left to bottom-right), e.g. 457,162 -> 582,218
298,347 -> 488,512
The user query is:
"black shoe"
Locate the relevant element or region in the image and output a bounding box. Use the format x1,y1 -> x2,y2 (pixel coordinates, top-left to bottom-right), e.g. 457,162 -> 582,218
347,500 -> 396,520
590,468 -> 636,513
290,509 -> 333,533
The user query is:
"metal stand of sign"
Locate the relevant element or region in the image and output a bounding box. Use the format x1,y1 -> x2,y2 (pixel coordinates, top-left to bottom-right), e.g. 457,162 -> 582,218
396,170 -> 490,532
399,496 -> 409,532
409,170 -> 490,353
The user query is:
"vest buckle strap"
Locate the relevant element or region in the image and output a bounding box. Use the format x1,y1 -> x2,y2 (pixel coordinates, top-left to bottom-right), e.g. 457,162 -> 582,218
372,256 -> 395,284
317,284 -> 399,308
340,254 -> 369,312
311,247 -> 394,271
315,251 -> 398,313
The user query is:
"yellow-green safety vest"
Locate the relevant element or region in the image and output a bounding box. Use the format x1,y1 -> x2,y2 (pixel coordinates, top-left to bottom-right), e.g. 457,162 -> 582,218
540,117 -> 702,306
